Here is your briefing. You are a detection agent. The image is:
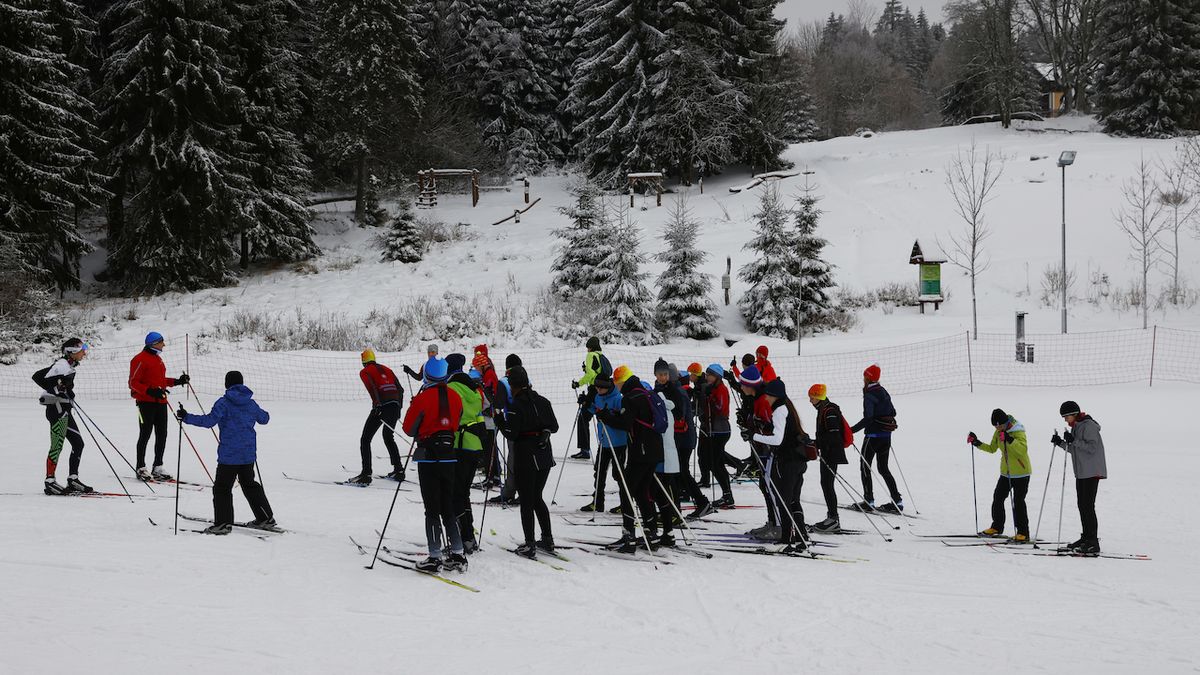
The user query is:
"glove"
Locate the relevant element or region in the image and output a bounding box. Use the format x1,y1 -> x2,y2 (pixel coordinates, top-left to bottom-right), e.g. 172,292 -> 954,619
403,365 -> 418,379
740,428 -> 753,442
1063,430 -> 1074,444
146,387 -> 166,399
571,380 -> 580,389
967,431 -> 980,447
729,358 -> 736,369
1051,432 -> 1064,448
595,409 -> 614,424
175,406 -> 188,421
175,373 -> 190,386
577,394 -> 587,406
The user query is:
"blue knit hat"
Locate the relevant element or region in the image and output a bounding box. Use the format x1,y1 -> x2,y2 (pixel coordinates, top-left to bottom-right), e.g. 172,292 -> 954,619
706,363 -> 724,378
739,365 -> 762,387
425,358 -> 449,383
468,368 -> 482,380
145,331 -> 164,346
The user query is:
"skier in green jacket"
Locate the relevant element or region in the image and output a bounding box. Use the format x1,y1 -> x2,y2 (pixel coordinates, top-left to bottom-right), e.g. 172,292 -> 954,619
570,336 -> 609,460
968,408 -> 1032,541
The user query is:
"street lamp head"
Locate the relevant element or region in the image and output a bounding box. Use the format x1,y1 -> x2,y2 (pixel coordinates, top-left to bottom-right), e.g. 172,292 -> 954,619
1058,151 -> 1076,168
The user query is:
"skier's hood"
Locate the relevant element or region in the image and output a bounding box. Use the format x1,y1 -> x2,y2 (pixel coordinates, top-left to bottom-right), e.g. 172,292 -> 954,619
223,384 -> 256,406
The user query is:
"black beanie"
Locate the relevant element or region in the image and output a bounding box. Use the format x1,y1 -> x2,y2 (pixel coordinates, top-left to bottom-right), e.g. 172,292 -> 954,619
990,408 -> 1008,426
654,357 -> 669,374
742,353 -> 755,367
508,366 -> 530,390
445,353 -> 467,374
586,336 -> 601,352
1059,400 -> 1081,416
763,379 -> 787,399
225,371 -> 244,388
506,353 -> 523,370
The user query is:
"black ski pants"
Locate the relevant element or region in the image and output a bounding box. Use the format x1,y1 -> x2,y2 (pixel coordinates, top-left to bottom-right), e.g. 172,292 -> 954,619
675,444 -> 708,506
619,460 -> 672,536
590,445 -> 625,509
360,401 -> 401,475
771,455 -> 807,544
135,401 -> 168,469
418,460 -> 463,557
697,433 -> 734,498
860,436 -> 902,504
1076,477 -> 1100,541
45,407 -> 84,478
990,475 -> 1030,536
577,405 -> 593,452
454,449 -> 482,545
819,460 -> 840,520
514,451 -> 552,545
754,450 -> 778,526
213,463 -> 272,526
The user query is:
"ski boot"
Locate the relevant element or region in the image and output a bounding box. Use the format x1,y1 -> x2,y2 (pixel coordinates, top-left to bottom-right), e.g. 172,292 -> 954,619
654,532 -> 676,549
443,553 -> 469,572
384,469 -> 405,482
136,467 -> 153,481
1075,539 -> 1101,555
979,528 -> 1003,537
345,473 -> 372,486
203,523 -> 232,535
849,500 -> 876,513
44,479 -> 69,496
246,517 -> 279,531
687,500 -> 716,520
536,537 -> 556,554
66,476 -> 94,494
514,543 -> 537,559
876,501 -> 904,515
462,539 -> 480,555
415,557 -> 443,573
811,518 -> 841,533
712,494 -> 735,509
607,504 -> 622,515
151,465 -> 173,481
579,501 -> 602,513
569,450 -> 591,461
1009,533 -> 1029,544
606,531 -> 638,553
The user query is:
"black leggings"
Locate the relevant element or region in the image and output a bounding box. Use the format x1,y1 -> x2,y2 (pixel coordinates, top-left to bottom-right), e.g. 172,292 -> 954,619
135,401 -> 168,469
46,407 -> 84,478
860,436 -> 901,504
618,460 -> 673,535
577,406 -> 593,451
454,449 -> 481,544
991,475 -> 1030,535
1076,477 -> 1100,541
590,445 -> 625,508
819,459 -> 840,520
698,433 -> 734,498
515,452 -> 552,544
359,401 -> 401,474
418,461 -> 462,557
213,463 -> 272,525
675,444 -> 707,505
772,455 -> 807,544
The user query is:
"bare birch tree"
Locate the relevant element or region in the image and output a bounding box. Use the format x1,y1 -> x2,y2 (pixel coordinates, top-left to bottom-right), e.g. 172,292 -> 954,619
940,141 -> 1005,339
1157,151 -> 1199,305
1116,156 -> 1168,329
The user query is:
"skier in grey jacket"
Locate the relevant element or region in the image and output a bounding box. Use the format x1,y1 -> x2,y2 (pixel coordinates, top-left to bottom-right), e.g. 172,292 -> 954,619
1052,400 -> 1107,554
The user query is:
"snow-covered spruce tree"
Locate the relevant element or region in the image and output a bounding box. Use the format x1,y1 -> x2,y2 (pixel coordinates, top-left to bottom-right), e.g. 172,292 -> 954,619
592,204 -> 658,345
791,181 -> 835,331
381,196 -> 422,263
100,0 -> 248,293
0,0 -> 101,291
550,180 -> 606,300
564,0 -> 665,185
726,0 -> 790,170
229,0 -> 317,267
1094,0 -> 1200,138
544,0 -> 580,161
655,198 -> 720,339
739,185 -> 802,339
315,0 -> 423,223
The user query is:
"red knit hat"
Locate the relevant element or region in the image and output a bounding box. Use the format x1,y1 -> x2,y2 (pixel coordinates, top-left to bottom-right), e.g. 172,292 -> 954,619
864,364 -> 881,382
756,345 -> 769,358
687,362 -> 703,376
808,383 -> 827,400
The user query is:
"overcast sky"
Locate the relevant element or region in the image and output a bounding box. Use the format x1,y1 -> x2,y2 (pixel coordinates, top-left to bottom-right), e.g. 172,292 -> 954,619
776,0 -> 947,32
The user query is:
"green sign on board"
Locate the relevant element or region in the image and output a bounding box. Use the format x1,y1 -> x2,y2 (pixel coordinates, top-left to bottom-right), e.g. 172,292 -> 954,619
920,263 -> 941,296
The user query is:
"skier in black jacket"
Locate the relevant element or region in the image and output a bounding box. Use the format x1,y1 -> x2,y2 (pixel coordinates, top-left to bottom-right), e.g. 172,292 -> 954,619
850,364 -> 902,513
496,366 -> 559,559
655,359 -> 712,520
809,384 -> 848,533
751,379 -> 811,551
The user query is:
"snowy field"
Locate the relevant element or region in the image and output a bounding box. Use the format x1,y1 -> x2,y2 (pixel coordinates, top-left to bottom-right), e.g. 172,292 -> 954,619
1,383 -> 1196,674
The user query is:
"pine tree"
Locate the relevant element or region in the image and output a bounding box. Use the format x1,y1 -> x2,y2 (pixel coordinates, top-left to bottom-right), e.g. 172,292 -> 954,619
229,0 -> 317,267
99,0 -> 249,292
550,180 -> 605,300
655,198 -> 720,339
545,0 -> 580,160
0,0 -> 101,291
315,0 -> 423,223
725,0 -> 789,171
791,181 -> 835,332
592,204 -> 658,345
381,197 -> 423,263
1094,0 -> 1200,138
738,185 -> 802,339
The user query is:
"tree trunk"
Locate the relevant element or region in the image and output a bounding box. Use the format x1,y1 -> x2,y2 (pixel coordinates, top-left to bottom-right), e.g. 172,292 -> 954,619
240,231 -> 249,270
1142,258 -> 1149,330
971,270 -> 978,340
354,150 -> 367,224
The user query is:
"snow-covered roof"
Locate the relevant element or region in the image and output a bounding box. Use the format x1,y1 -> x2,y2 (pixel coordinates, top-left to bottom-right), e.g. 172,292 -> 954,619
1033,62 -> 1059,83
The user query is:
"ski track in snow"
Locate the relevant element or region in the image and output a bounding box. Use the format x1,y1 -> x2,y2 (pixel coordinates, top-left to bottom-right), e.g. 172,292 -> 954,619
2,383 -> 1198,672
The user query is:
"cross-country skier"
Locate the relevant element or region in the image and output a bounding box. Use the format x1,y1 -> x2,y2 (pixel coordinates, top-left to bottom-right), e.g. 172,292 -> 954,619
656,360 -> 711,520
177,371 -> 275,534
496,366 -> 559,558
849,364 -> 902,513
968,408 -> 1032,541
570,336 -> 610,460
737,366 -> 778,540
732,346 -> 777,383
696,364 -> 738,508
402,343 -> 439,385
752,379 -> 812,552
809,384 -> 849,533
402,358 -> 467,573
1052,401 -> 1107,554
447,356 -> 486,554
33,339 -> 92,495
129,332 -> 188,480
578,369 -> 626,514
348,349 -> 405,485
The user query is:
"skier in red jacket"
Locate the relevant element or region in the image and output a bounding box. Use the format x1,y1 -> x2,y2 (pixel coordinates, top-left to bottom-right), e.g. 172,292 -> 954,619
129,332 -> 188,480
348,349 -> 405,485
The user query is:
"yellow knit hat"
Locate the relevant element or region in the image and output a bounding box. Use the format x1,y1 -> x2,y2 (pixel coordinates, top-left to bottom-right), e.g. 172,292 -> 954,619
361,348 -> 376,364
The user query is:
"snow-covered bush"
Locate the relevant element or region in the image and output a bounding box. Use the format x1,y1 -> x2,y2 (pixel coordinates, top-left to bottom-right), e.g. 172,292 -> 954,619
380,199 -> 422,263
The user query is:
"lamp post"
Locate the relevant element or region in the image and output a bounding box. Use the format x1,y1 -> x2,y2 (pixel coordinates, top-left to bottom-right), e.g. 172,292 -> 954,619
1057,151 -> 1076,334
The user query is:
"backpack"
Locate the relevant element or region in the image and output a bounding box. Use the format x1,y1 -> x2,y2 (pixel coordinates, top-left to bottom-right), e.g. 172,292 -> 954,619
596,353 -> 612,379
632,386 -> 669,435
841,416 -> 855,448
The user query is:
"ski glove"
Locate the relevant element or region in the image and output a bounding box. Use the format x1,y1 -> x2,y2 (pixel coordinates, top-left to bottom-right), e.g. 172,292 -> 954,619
175,373 -> 190,386
175,406 -> 188,421
403,365 -> 419,379
740,428 -> 754,442
1051,433 -> 1064,448
146,387 -> 167,399
1063,430 -> 1074,444
571,380 -> 580,389
577,394 -> 587,406
729,359 -> 737,369
967,432 -> 981,447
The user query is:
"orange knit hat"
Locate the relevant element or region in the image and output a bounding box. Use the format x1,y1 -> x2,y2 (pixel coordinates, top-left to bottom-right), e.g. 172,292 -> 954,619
613,365 -> 633,387
808,383 -> 827,400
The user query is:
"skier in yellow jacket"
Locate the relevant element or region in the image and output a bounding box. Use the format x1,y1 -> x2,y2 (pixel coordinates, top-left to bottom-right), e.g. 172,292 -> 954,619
967,408 -> 1032,541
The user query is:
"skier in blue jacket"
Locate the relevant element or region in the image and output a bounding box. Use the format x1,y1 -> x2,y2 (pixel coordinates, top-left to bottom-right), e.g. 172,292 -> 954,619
178,371 -> 275,534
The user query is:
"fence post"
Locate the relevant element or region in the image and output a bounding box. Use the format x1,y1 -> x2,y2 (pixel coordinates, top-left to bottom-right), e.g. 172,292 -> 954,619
965,330 -> 974,393
1149,325 -> 1158,387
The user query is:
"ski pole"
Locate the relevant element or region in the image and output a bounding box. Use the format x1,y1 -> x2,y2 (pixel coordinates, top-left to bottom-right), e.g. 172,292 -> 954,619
813,451 -> 896,540
850,441 -> 911,514
590,443 -> 607,523
165,394 -> 213,481
887,441 -> 919,514
651,473 -> 707,549
743,443 -> 813,547
71,400 -> 145,485
1058,437 -> 1068,544
72,409 -> 135,503
73,405 -> 154,494
601,424 -> 655,555
185,382 -> 220,444
1032,438 -> 1057,549
174,405 -> 183,534
548,398 -> 583,505
367,455 -> 408,570
970,440 -> 979,533
478,430 -> 499,546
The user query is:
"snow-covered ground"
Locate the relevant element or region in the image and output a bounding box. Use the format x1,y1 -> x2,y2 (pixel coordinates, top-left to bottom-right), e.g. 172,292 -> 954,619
1,384 -> 1195,673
